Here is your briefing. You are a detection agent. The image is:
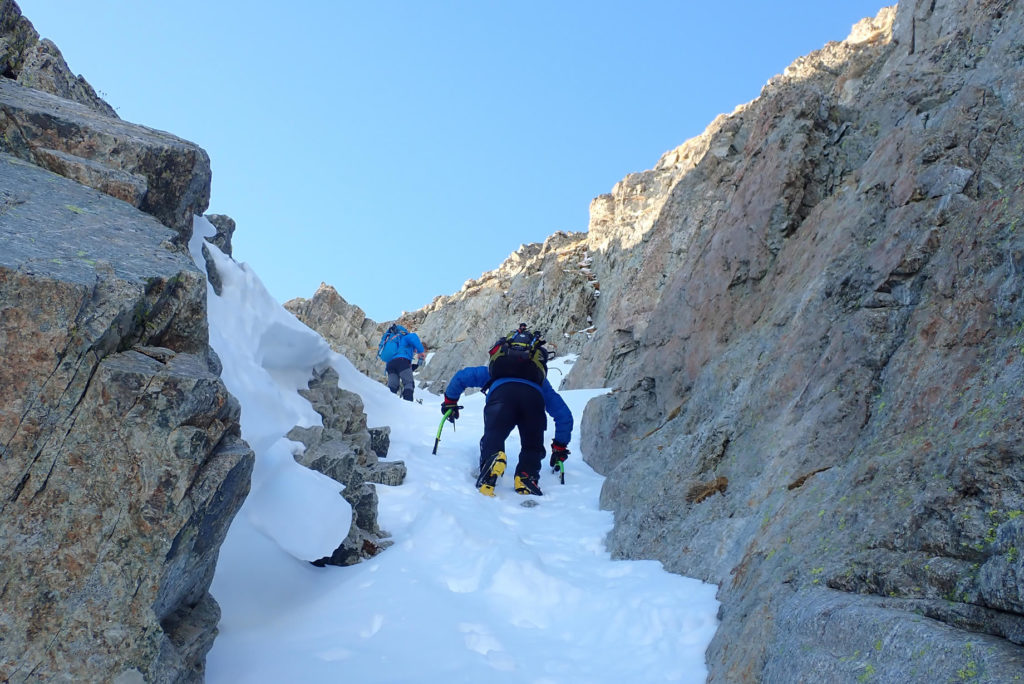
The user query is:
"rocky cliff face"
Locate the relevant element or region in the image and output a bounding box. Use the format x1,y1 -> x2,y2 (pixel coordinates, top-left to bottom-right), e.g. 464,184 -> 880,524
0,151 -> 252,681
0,75 -> 210,245
301,1 -> 1024,680
0,0 -> 209,245
1,2 -> 250,681
581,2 -> 1024,681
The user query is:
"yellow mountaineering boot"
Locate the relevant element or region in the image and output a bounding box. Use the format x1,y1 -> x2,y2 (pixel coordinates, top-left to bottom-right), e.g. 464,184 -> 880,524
475,451 -> 507,497
514,470 -> 543,496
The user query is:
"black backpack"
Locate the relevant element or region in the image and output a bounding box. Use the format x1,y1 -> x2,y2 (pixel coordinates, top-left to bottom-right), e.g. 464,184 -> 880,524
486,329 -> 548,386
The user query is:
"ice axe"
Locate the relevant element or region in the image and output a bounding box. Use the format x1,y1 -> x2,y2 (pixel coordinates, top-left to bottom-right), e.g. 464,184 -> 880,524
551,460 -> 565,484
432,406 -> 461,454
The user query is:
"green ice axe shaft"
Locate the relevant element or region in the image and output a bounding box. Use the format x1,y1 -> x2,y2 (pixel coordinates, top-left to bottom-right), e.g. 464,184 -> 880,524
432,408 -> 454,455
552,460 -> 565,484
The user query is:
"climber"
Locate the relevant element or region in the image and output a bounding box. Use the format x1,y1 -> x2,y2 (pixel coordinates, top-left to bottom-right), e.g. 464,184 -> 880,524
377,323 -> 426,401
441,324 -> 573,496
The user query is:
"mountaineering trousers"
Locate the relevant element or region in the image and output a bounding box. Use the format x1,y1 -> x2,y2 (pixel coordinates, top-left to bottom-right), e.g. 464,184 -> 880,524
386,357 -> 415,401
480,381 -> 547,479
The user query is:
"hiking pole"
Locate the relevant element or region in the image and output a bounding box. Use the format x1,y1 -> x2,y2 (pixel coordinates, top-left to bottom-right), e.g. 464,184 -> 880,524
432,406 -> 461,454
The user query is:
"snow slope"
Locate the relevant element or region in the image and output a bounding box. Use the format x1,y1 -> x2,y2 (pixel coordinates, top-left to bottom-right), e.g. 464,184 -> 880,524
189,217 -> 719,683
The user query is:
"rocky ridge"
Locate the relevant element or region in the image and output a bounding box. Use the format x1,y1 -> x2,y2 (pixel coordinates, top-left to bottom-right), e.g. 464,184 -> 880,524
0,2 -> 115,117
290,230 -> 599,398
0,0 -> 208,245
403,229 -> 595,395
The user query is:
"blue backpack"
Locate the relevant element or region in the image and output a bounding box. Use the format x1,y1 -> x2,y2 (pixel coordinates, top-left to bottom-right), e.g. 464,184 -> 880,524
377,324 -> 408,362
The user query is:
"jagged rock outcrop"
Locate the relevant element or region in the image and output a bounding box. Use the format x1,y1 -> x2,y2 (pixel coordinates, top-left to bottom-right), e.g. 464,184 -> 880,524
204,213 -> 236,257
286,367 -> 405,566
284,283 -> 386,379
0,0 -> 116,117
0,152 -> 253,682
199,215 -> 237,297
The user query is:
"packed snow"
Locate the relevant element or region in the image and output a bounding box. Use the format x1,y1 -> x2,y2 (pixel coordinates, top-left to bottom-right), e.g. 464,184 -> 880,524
188,217 -> 720,683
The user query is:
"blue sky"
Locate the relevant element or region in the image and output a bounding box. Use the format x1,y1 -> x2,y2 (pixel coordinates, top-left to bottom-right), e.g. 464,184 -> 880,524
19,1 -> 888,322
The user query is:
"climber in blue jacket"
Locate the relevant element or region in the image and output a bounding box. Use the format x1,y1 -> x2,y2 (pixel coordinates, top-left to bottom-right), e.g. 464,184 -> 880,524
442,326 -> 573,497
377,323 -> 426,401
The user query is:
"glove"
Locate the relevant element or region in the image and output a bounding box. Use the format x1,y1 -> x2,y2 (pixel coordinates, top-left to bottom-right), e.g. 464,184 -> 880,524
549,440 -> 570,468
441,397 -> 461,421
411,364 -> 419,371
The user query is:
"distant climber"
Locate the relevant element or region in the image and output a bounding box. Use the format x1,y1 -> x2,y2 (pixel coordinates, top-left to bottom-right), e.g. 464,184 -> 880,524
377,323 -> 426,401
441,323 -> 573,496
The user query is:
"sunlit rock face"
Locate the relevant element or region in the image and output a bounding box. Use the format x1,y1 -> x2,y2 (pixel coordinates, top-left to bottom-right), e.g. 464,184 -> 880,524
405,230 -> 595,396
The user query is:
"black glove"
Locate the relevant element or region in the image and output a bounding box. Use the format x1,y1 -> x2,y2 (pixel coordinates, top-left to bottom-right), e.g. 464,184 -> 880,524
441,397 -> 461,421
411,364 -> 419,371
549,440 -> 570,468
